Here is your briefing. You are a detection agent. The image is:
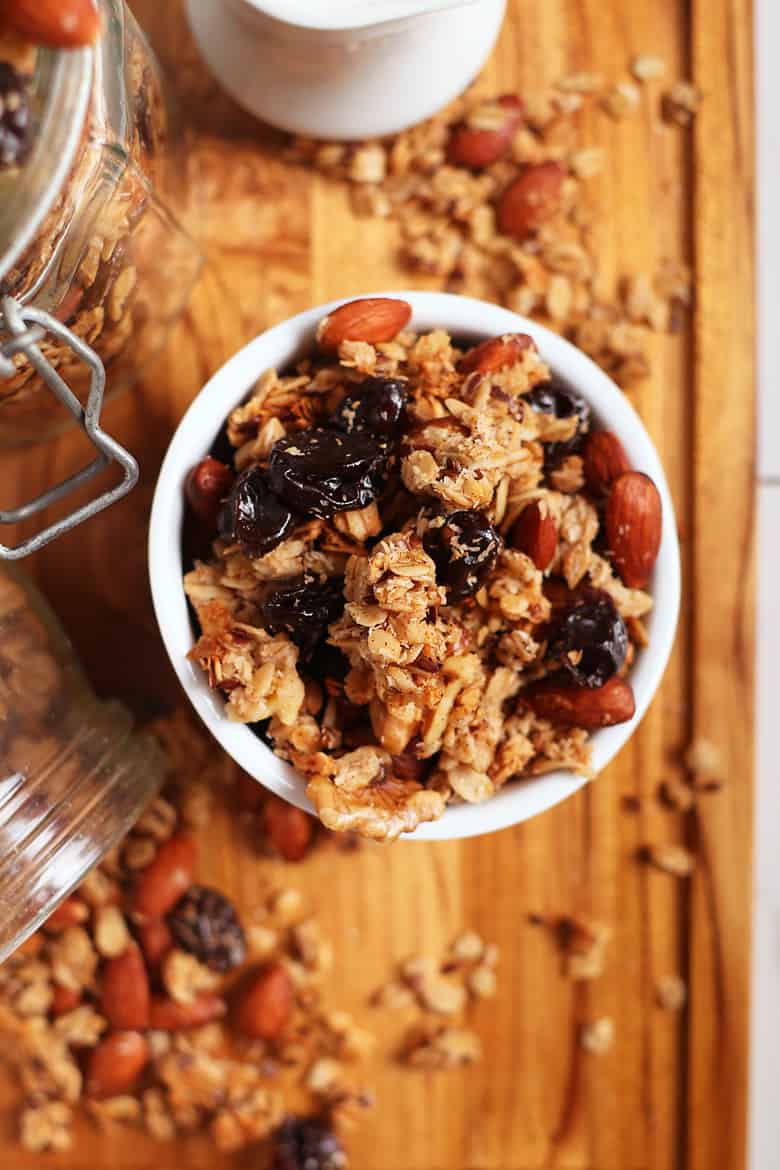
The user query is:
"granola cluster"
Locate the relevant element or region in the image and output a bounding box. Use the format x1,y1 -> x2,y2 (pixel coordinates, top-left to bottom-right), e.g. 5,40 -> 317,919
184,300 -> 657,841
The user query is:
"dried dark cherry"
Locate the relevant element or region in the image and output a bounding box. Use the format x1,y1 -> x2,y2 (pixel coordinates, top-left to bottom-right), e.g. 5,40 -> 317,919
525,378 -> 591,469
268,428 -> 387,518
271,1116 -> 347,1170
547,588 -> 628,688
217,466 -> 296,556
423,510 -> 502,602
331,376 -> 408,440
167,886 -> 246,973
0,64 -> 32,171
261,575 -> 345,661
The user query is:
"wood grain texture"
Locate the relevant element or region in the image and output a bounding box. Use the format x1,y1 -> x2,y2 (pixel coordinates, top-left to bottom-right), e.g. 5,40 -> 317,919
0,0 -> 754,1167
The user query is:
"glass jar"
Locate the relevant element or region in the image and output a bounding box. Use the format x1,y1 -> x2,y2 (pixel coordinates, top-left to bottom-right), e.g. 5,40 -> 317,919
0,0 -> 202,549
0,564 -> 167,962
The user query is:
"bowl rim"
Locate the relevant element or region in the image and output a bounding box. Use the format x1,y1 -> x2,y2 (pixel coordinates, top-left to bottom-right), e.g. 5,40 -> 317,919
149,291 -> 680,841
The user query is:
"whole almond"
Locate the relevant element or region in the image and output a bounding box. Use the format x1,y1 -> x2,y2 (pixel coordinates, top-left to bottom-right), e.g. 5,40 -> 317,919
235,962 -> 294,1040
497,161 -> 566,240
133,833 -> 197,918
263,797 -> 314,862
86,1031 -> 149,1100
583,431 -> 632,494
185,458 -> 233,526
459,332 -> 535,375
605,471 -> 662,588
149,992 -> 226,1031
4,0 -> 102,47
51,985 -> 82,1017
100,944 -> 150,1031
137,918 -> 174,968
526,676 -> 636,728
316,297 -> 412,353
510,502 -> 558,570
44,896 -> 89,933
447,95 -> 524,169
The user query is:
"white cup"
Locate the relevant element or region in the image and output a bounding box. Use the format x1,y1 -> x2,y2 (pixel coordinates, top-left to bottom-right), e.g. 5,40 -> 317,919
149,292 -> 681,841
185,0 -> 507,140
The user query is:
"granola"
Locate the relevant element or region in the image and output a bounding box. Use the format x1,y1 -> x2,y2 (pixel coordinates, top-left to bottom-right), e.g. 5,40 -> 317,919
184,299 -> 658,840
284,79 -> 694,390
0,764 -> 375,1158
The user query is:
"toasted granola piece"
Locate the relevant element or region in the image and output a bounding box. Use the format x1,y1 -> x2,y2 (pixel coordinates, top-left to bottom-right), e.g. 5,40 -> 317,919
306,747 -> 446,841
405,1025 -> 483,1068
587,553 -> 653,620
187,601 -> 305,726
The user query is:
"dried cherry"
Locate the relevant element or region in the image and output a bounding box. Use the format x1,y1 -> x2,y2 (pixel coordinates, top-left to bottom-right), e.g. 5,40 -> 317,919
261,576 -> 345,661
423,510 -> 502,602
332,376 -> 408,440
167,886 -> 246,973
547,588 -> 628,688
217,466 -> 296,556
268,428 -> 387,518
526,378 -> 591,469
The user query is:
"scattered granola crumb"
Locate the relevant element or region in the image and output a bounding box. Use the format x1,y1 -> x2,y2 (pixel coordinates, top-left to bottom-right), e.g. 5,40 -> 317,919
0,717 -> 377,1159
19,1102 -> 73,1153
468,965 -> 497,999
449,930 -> 484,963
655,974 -> 687,1012
684,737 -> 723,782
405,1025 -> 483,1069
658,776 -> 695,812
579,1016 -> 615,1054
661,81 -> 701,127
639,843 -> 696,877
631,55 -> 667,83
602,81 -> 641,119
558,916 -> 612,980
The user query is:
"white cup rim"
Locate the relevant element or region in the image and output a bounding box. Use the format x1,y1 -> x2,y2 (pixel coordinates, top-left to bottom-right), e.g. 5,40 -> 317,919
149,291 -> 680,841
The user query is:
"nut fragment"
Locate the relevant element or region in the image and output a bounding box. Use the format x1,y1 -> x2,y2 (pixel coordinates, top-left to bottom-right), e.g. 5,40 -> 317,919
101,945 -> 151,1030
235,963 -> 294,1040
510,501 -> 557,571
94,906 -> 131,959
85,1032 -> 149,1100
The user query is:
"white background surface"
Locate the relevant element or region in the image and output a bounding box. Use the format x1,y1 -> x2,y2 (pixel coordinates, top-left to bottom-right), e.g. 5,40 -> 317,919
750,0 -> 778,1165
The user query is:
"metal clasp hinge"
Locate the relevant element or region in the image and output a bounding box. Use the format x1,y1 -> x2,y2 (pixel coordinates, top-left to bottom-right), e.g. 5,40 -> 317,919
0,296 -> 139,560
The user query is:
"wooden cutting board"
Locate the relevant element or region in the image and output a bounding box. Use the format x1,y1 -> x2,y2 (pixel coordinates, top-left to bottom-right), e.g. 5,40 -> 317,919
0,0 -> 755,1166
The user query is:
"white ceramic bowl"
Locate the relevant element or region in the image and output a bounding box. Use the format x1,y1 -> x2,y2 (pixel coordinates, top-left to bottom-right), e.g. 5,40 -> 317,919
149,292 -> 680,841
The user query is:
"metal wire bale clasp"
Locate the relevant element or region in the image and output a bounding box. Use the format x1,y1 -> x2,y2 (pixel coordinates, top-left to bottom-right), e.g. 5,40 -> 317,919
0,295 -> 139,560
